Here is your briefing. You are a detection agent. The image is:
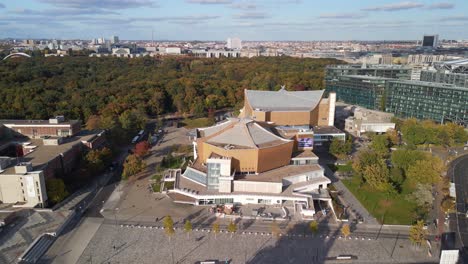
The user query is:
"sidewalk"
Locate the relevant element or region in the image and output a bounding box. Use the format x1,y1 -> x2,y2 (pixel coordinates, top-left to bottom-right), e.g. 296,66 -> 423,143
319,161 -> 380,226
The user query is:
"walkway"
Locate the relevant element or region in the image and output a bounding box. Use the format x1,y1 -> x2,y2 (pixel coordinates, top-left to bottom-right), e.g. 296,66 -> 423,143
319,160 -> 379,226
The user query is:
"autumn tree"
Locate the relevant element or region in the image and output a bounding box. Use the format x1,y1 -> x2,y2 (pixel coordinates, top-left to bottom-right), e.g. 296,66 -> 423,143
212,222 -> 220,239
227,221 -> 237,238
406,156 -> 445,184
85,147 -> 113,175
309,220 -> 318,235
163,216 -> 175,240
409,220 -> 428,247
363,161 -> 391,191
386,128 -> 399,146
184,220 -> 193,238
134,141 -> 150,157
441,196 -> 455,213
271,220 -> 281,238
122,154 -> 146,179
341,224 -> 351,238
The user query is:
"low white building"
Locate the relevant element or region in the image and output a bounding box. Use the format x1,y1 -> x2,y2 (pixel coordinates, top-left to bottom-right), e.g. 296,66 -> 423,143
345,108 -> 395,137
0,158 -> 47,208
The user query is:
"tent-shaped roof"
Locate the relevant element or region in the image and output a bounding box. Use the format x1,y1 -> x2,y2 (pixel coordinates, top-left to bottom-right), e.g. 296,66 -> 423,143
245,88 -> 324,111
200,118 -> 291,149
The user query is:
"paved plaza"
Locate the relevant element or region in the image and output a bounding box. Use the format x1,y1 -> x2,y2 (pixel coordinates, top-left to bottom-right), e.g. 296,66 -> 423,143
76,222 -> 438,264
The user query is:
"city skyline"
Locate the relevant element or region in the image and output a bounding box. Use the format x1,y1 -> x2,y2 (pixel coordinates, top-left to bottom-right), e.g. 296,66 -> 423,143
0,0 -> 467,41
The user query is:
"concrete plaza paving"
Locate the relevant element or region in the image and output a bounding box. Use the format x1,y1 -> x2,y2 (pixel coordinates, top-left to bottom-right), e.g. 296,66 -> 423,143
76,222 -> 438,264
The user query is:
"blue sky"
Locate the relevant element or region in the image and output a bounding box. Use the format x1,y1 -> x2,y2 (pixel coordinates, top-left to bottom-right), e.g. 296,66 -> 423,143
0,0 -> 467,40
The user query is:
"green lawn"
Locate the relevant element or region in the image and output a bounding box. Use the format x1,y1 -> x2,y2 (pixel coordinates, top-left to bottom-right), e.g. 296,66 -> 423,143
342,177 -> 418,225
181,118 -> 215,129
328,163 -> 353,173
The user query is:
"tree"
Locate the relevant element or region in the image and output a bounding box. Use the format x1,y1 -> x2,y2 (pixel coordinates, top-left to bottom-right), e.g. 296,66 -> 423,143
329,137 -> 352,158
386,129 -> 399,146
363,161 -> 391,191
352,150 -> 380,182
406,156 -> 445,184
163,216 -> 175,240
341,224 -> 351,238
46,178 -> 69,204
212,222 -> 220,239
227,221 -> 237,238
409,220 -> 428,247
441,196 -> 455,213
391,149 -> 427,172
122,154 -> 146,179
134,141 -> 150,157
370,134 -> 390,157
85,147 -> 113,175
184,220 -> 193,238
271,221 -> 281,238
406,184 -> 433,210
309,220 -> 318,235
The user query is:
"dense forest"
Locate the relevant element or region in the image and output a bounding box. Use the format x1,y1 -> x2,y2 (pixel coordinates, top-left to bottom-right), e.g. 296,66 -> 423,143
0,56 -> 342,121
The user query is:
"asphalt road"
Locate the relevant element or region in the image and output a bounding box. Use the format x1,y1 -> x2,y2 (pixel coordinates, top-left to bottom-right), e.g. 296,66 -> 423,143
451,154 -> 468,251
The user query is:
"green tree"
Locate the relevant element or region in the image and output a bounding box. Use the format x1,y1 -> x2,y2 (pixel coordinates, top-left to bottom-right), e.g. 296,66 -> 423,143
386,129 -> 399,146
212,222 -> 220,239
352,150 -> 380,182
363,161 -> 391,191
309,220 -> 318,235
441,196 -> 455,213
163,216 -> 175,240
406,156 -> 445,184
184,220 -> 193,238
227,221 -> 237,238
391,149 -> 427,172
329,137 -> 352,158
409,220 -> 428,247
370,134 -> 390,157
46,178 -> 69,204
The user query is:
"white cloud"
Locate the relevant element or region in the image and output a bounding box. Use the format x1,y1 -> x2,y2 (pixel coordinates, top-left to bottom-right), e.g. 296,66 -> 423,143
362,1 -> 424,12
427,2 -> 454,10
38,0 -> 156,10
319,13 -> 367,19
233,12 -> 269,19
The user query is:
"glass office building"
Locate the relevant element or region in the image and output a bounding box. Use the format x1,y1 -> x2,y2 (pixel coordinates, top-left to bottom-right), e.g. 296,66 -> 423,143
325,75 -> 388,111
386,80 -> 468,125
420,70 -> 468,88
325,64 -> 411,84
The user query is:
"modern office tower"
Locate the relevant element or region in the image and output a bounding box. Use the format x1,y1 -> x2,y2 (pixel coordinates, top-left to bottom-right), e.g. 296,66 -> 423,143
97,37 -> 105,44
422,34 -> 439,48
325,64 -> 411,85
386,80 -> 468,125
226,37 -> 242,50
326,75 -> 389,111
420,59 -> 468,88
111,35 -> 119,44
420,71 -> 468,88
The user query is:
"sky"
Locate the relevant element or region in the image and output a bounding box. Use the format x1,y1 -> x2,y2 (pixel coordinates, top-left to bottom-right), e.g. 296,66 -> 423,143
0,0 -> 467,41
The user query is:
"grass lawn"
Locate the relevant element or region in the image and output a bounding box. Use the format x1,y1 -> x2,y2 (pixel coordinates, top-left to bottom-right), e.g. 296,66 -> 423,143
342,177 -> 418,225
328,163 -> 353,173
181,118 -> 215,129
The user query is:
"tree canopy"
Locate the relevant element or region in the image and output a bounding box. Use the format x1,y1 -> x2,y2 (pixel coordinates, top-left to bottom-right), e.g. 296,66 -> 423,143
0,56 -> 341,121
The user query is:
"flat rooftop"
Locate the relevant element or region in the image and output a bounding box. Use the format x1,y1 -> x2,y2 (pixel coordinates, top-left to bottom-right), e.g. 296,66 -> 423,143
236,164 -> 323,183
313,126 -> 344,135
0,119 -> 80,126
0,131 -> 100,175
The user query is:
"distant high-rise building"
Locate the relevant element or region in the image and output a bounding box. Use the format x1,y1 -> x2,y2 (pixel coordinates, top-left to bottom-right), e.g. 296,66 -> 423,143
111,36 -> 119,44
422,34 -> 439,48
97,37 -> 105,44
226,37 -> 242,50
